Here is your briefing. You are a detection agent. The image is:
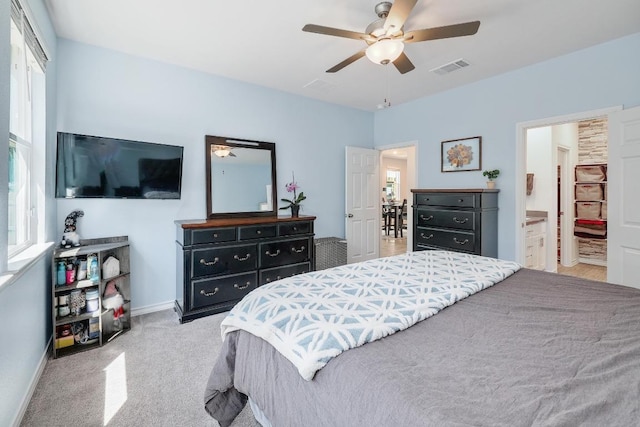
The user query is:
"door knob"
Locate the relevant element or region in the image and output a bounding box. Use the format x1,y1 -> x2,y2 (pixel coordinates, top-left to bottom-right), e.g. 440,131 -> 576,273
346,213 -> 354,218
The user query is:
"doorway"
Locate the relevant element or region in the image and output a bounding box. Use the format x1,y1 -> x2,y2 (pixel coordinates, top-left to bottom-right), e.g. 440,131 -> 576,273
518,108 -> 617,282
379,145 -> 416,257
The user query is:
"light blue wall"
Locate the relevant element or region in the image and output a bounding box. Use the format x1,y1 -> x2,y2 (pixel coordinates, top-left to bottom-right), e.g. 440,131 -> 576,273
0,1 -> 57,425
55,39 -> 374,311
374,32 -> 640,261
0,258 -> 50,426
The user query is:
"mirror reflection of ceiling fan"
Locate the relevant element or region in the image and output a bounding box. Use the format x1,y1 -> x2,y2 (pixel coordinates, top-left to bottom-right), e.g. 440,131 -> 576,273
302,0 -> 480,74
212,145 -> 236,158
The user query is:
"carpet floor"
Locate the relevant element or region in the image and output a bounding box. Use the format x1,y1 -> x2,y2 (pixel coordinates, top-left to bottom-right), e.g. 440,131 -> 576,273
21,309 -> 259,427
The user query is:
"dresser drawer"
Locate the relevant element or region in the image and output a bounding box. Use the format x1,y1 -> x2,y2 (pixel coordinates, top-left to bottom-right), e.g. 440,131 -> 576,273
260,238 -> 310,268
238,224 -> 277,240
191,227 -> 236,245
278,221 -> 312,236
415,193 -> 476,208
192,244 -> 257,278
415,227 -> 476,252
191,272 -> 257,310
260,262 -> 311,285
416,208 -> 475,231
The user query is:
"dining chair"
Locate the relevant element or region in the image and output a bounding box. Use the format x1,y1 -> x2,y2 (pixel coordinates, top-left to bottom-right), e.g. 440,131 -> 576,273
398,199 -> 407,237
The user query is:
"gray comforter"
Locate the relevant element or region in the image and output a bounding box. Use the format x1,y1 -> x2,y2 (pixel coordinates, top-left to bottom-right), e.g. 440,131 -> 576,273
205,268 -> 640,426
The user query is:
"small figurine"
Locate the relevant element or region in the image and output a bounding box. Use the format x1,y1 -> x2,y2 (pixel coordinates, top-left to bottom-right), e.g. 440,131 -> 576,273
60,210 -> 84,248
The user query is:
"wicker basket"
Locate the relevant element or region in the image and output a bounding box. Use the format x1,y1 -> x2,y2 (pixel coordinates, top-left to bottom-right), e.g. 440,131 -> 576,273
315,237 -> 347,271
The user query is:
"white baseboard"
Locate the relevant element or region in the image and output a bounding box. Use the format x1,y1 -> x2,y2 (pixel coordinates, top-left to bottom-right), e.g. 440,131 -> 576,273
131,300 -> 175,317
578,258 -> 607,267
13,337 -> 51,427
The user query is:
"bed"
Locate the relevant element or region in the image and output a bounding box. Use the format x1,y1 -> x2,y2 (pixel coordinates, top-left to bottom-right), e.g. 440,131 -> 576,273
204,251 -> 640,426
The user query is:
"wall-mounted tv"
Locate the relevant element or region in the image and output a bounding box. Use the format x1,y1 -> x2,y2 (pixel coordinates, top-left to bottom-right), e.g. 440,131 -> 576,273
55,132 -> 184,199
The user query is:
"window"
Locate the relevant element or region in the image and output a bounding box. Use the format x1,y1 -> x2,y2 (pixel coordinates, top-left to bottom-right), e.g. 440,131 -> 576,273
8,0 -> 47,257
385,169 -> 401,201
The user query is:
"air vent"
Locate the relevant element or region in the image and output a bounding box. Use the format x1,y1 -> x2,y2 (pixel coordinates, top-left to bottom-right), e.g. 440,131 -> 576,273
430,59 -> 471,75
303,79 -> 336,92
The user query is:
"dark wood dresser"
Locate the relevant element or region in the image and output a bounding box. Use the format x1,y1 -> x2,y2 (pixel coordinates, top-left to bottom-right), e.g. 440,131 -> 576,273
412,189 -> 498,257
175,215 -> 316,323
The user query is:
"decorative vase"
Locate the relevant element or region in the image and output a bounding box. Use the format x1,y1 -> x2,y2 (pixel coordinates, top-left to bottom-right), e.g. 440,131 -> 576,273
290,205 -> 300,217
487,181 -> 496,189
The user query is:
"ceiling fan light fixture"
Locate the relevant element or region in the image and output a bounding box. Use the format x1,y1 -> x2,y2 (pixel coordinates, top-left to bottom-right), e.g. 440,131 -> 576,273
214,148 -> 231,158
365,38 -> 404,65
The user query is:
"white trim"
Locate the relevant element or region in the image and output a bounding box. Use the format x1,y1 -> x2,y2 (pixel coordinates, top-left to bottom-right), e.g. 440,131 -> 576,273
578,258 -> 608,267
514,106 -> 622,265
131,300 -> 175,317
12,337 -> 51,427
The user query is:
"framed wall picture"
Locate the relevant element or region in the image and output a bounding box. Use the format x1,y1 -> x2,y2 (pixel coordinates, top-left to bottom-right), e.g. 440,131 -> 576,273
441,136 -> 482,172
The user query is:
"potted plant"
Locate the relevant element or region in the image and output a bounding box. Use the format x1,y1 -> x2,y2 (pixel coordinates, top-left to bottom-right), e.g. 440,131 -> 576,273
482,169 -> 500,189
279,172 -> 306,217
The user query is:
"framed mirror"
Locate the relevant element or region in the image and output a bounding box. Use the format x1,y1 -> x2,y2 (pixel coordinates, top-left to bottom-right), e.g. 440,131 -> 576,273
205,135 -> 277,219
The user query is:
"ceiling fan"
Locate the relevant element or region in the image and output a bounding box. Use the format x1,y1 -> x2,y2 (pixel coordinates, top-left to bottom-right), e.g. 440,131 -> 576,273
302,0 -> 480,74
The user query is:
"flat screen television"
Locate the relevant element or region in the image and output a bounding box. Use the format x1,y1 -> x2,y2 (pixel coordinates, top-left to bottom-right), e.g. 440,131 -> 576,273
55,132 -> 184,199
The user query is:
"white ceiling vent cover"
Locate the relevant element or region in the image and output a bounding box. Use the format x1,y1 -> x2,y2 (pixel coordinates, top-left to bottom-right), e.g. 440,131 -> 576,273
430,59 -> 471,75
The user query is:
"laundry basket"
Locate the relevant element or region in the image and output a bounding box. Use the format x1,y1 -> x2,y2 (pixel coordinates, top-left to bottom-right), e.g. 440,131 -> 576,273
314,237 -> 347,271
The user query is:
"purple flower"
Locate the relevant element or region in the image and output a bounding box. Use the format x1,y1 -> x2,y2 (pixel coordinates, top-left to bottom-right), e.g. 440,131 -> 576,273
280,172 -> 307,210
286,182 -> 299,193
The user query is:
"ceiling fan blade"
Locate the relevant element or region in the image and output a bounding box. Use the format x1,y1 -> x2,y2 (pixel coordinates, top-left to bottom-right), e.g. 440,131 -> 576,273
393,52 -> 415,74
326,50 -> 367,73
404,21 -> 480,43
303,24 -> 374,42
384,0 -> 418,35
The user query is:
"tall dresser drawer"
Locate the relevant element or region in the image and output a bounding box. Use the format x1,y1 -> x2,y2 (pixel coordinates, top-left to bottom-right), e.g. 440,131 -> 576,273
192,244 -> 257,278
260,238 -> 310,268
191,272 -> 258,310
278,221 -> 312,236
416,208 -> 475,231
415,227 -> 476,252
260,262 -> 311,285
415,193 -> 476,208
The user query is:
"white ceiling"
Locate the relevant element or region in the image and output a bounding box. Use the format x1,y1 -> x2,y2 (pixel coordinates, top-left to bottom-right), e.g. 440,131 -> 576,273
44,0 -> 640,112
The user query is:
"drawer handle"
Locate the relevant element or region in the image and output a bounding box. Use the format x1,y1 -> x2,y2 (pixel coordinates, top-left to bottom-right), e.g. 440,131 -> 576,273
213,233 -> 218,238
452,217 -> 468,224
200,257 -> 219,266
420,215 -> 434,221
234,282 -> 250,290
453,238 -> 469,245
266,249 -> 281,257
234,254 -> 251,261
291,245 -> 306,253
420,233 -> 434,240
458,199 -> 464,203
200,288 -> 219,297
292,226 -> 298,231
256,230 -> 262,235
265,276 -> 282,283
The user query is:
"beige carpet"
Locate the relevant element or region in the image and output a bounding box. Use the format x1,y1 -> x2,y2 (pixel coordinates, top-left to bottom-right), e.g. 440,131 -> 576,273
21,309 -> 259,427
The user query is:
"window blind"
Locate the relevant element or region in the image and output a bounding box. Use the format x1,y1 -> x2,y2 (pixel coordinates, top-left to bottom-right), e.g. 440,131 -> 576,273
10,0 -> 48,71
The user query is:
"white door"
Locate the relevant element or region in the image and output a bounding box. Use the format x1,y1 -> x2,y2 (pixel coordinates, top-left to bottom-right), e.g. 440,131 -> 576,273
345,146 -> 379,263
607,106 -> 640,289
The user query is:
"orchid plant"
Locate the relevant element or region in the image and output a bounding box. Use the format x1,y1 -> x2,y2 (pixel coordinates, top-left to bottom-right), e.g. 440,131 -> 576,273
280,172 -> 306,209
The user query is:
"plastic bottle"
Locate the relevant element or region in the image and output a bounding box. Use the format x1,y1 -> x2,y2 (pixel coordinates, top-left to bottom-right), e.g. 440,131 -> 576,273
56,261 -> 66,286
65,262 -> 76,284
88,254 -> 99,282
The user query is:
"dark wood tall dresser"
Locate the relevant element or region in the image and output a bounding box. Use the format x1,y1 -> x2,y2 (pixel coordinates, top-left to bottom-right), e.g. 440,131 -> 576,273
175,215 -> 315,323
412,189 -> 498,257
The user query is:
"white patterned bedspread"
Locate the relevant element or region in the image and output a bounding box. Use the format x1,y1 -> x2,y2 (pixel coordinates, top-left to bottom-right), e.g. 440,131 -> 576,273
221,250 -> 521,381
